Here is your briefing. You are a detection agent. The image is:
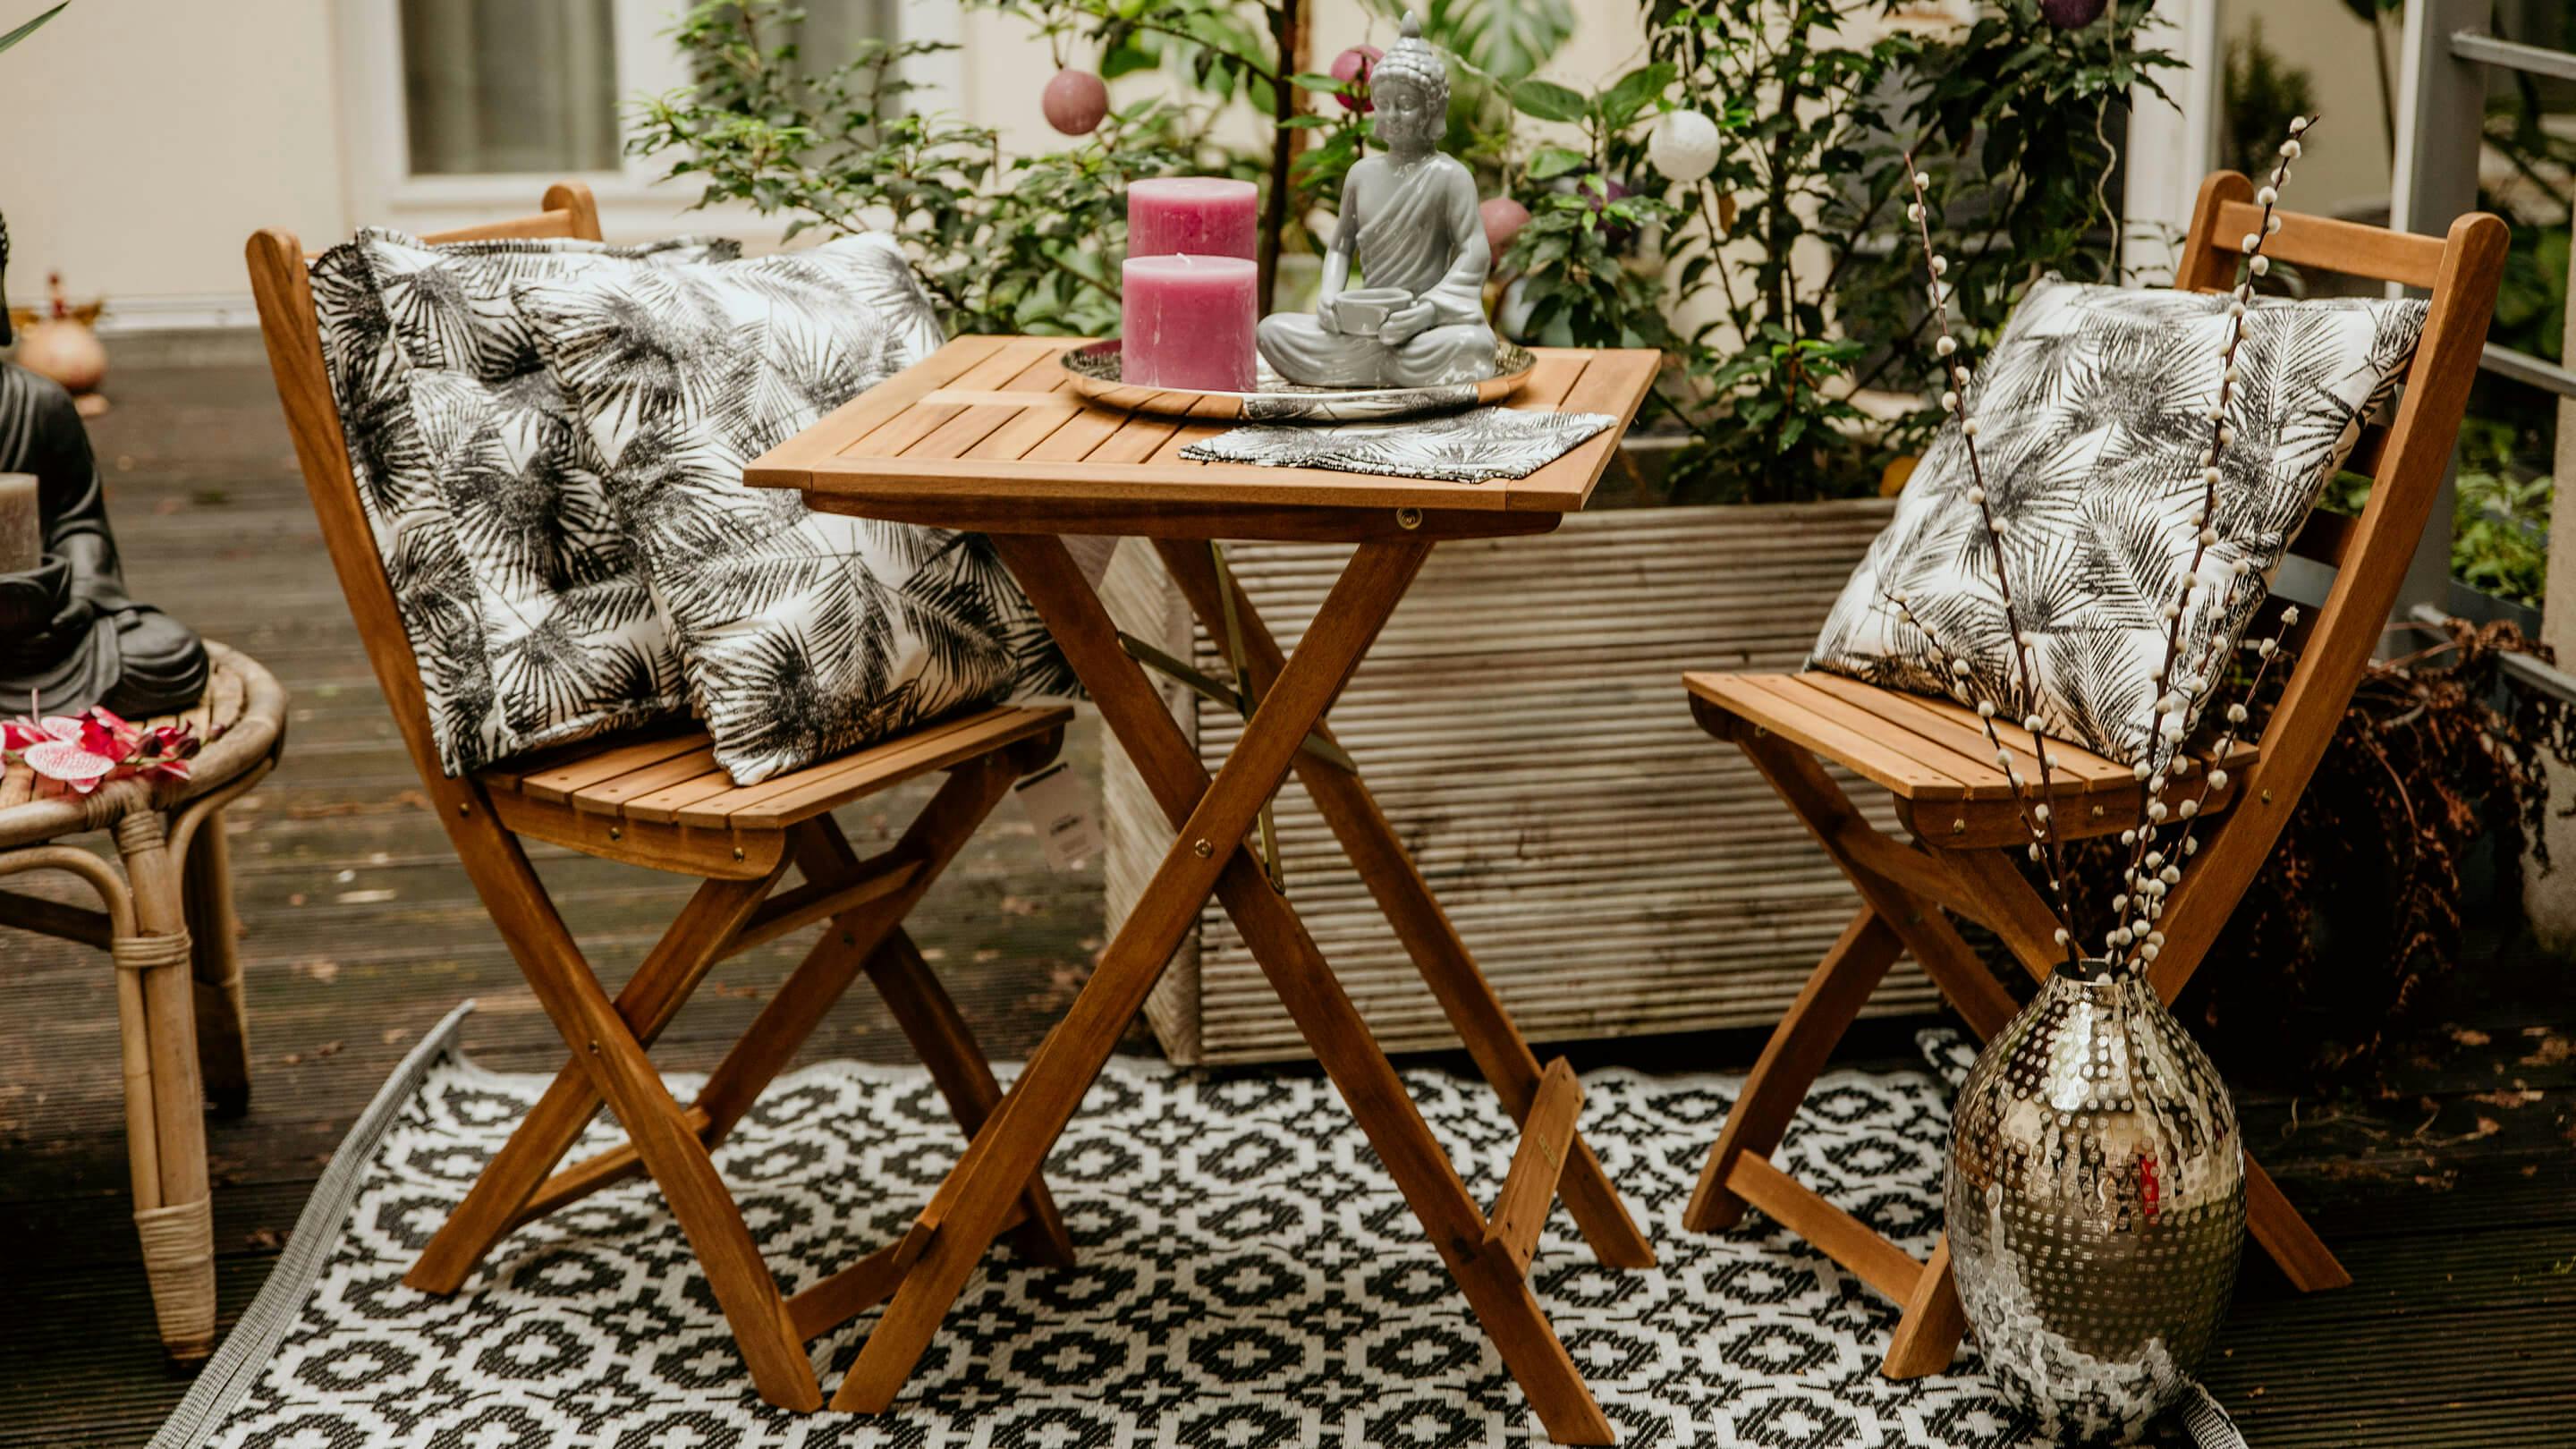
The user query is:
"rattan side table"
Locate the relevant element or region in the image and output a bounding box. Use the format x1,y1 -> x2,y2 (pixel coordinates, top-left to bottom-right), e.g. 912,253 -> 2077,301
0,641 -> 286,1360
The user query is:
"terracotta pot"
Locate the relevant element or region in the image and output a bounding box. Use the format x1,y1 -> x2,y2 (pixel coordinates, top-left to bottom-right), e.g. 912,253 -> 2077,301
14,317 -> 106,396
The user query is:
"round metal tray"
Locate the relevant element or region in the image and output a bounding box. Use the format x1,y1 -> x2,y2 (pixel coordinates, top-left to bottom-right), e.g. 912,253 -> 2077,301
1057,338 -> 1536,423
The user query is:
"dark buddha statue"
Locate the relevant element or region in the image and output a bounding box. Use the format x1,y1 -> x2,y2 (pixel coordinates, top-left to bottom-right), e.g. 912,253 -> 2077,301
0,209 -> 208,718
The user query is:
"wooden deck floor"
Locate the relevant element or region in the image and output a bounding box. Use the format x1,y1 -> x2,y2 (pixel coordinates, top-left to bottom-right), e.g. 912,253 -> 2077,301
2,355 -> 2571,1446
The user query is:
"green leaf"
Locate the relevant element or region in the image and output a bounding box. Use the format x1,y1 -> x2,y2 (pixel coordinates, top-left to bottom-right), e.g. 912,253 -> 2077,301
1598,63 -> 1675,129
1508,77 -> 1588,124
0,1 -> 68,57
1527,145 -> 1589,181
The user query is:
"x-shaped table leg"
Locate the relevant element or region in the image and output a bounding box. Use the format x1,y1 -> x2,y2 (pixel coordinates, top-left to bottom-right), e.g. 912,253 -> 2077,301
831,535 -> 1632,1444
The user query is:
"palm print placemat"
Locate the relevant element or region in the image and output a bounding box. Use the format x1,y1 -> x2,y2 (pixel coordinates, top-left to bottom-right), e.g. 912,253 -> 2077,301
153,1006 -> 2212,1448
1182,407 -> 1619,483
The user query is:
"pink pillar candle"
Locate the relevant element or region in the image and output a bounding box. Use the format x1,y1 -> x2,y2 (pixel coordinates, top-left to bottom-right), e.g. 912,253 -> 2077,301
1121,255 -> 1258,392
1126,177 -> 1258,260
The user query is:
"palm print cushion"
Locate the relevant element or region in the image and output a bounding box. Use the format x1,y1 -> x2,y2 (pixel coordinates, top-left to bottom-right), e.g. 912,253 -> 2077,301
512,233 -> 1073,785
309,230 -> 738,775
1809,279 -> 2426,766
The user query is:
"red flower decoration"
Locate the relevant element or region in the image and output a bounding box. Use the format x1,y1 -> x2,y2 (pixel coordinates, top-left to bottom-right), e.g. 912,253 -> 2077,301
3,704 -> 198,794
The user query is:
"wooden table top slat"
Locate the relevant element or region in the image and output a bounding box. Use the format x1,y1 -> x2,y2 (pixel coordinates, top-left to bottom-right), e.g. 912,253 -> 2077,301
762,336 -> 1011,478
1507,350 -> 1663,512
748,336 -> 1662,521
858,339 -> 1069,461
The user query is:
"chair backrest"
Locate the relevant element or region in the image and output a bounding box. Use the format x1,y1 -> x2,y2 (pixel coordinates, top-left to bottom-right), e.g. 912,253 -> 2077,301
2151,172 -> 2506,987
244,182 -> 606,804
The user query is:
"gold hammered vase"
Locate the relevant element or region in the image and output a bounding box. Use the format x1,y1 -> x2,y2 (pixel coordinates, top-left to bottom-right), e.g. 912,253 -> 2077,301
1945,957 -> 2247,1442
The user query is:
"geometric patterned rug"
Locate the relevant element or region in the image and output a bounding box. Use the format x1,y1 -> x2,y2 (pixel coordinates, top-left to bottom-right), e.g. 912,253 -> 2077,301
150,1004 -> 2206,1448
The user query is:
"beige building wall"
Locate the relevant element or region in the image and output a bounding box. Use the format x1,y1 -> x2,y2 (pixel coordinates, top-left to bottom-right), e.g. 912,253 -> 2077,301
0,0 -> 350,325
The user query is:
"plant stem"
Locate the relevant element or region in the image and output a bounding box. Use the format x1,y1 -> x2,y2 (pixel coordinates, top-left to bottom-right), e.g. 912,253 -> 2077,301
1258,0 -> 1303,314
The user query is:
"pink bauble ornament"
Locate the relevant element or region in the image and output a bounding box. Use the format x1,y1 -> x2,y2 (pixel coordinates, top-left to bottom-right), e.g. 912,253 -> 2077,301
1479,197 -> 1530,264
1331,45 -> 1381,111
2040,0 -> 2108,28
1042,68 -> 1109,136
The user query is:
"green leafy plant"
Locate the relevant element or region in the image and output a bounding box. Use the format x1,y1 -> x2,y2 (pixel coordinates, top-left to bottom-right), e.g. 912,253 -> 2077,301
0,2 -> 67,57
631,1 -> 1203,335
1496,64 -> 1682,352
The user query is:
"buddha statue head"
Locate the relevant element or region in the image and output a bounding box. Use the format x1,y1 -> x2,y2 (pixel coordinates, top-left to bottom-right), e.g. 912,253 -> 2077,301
1369,14 -> 1449,159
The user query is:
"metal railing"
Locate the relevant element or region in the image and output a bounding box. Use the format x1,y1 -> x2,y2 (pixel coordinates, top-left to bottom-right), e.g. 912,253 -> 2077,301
2390,0 -> 2576,614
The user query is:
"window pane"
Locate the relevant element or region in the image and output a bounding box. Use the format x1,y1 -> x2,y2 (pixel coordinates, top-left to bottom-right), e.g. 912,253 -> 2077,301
790,1 -> 901,84
402,0 -> 619,176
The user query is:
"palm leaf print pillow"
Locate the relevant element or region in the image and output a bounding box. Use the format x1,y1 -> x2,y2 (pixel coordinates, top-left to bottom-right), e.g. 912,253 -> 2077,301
513,233 -> 1072,785
1809,279 -> 2427,766
310,229 -> 737,775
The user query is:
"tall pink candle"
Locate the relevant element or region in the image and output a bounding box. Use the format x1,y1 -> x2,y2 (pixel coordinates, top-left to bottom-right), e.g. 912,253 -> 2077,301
1122,255 -> 1258,392
1126,178 -> 1258,260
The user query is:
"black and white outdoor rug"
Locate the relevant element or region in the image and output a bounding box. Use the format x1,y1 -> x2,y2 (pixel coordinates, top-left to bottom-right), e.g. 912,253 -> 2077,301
152,1004 -> 2216,1448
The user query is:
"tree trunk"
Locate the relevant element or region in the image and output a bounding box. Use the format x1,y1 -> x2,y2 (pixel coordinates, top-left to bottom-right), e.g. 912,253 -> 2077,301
1258,0 -> 1307,315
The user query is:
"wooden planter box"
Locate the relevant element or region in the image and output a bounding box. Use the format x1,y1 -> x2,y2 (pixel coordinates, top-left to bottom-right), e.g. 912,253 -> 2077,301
1102,496 -> 1936,1064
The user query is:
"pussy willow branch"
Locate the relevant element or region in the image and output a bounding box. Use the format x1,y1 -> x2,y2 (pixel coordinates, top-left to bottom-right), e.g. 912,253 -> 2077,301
1896,151 -> 2082,968
2106,115 -> 2315,968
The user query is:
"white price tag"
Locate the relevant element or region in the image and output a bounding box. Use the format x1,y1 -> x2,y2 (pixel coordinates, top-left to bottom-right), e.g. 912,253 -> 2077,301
1015,762 -> 1101,872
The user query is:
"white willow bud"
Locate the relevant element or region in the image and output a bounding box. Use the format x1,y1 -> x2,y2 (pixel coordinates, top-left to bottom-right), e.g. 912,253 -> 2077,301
1936,335 -> 1956,357
2226,703 -> 2248,724
2160,866 -> 2182,885
1966,486 -> 1987,504
2257,638 -> 2277,657
2178,799 -> 2200,818
2282,606 -> 2301,626
2203,467 -> 2221,486
2034,803 -> 2052,823
2241,233 -> 2262,252
2207,768 -> 2229,790
2250,255 -> 2271,277
2121,828 -> 2138,844
2148,801 -> 2168,821
2054,928 -> 2070,945
1931,255 -> 1950,275
2256,185 -> 2278,206
1907,201 -> 1925,223
2199,528 -> 2218,547
1915,170 -> 1932,189
1942,390 -> 1961,411
2288,114 -> 2310,134
2132,762 -> 2151,781
1977,700 -> 1996,718
1962,419 -> 1981,439
2280,138 -> 2302,159
2184,836 -> 2199,855
1951,658 -> 1971,677
2029,843 -> 2044,861
2140,942 -> 2161,962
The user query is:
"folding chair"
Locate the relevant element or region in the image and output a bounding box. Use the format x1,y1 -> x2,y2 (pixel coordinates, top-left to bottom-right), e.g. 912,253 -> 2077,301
1678,174 -> 2507,1377
245,184 -> 1078,1411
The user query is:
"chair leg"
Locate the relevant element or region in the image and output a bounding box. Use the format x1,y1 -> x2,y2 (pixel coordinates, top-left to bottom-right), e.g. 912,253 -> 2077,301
1884,1237 -> 1968,1377
114,811 -> 218,1362
406,868 -> 784,1297
2245,1154 -> 2352,1292
1683,908 -> 1905,1233
182,808 -> 253,1118
444,823 -> 822,1409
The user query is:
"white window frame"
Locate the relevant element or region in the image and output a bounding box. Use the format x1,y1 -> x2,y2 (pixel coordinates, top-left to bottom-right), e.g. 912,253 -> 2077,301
2120,0 -> 2223,283
337,0 -> 961,241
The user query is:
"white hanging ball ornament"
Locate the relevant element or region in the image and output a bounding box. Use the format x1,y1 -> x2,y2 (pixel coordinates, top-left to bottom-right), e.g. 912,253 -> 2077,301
1648,110 -> 1723,183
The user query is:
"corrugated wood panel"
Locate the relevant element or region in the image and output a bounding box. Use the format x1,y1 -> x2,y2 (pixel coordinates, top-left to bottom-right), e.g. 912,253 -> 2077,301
1104,498 -> 1932,1064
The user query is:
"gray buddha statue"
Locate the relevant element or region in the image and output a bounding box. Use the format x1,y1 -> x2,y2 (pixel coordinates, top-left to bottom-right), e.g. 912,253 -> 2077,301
1257,13 -> 1496,389
0,208 -> 208,718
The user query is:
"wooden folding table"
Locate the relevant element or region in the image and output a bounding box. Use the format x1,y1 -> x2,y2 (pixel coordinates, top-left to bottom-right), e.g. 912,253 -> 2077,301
747,335 -> 1662,1442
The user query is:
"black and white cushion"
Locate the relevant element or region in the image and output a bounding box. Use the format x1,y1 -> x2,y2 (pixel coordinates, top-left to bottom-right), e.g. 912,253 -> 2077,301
1809,279 -> 2427,766
513,233 -> 1072,785
309,230 -> 737,775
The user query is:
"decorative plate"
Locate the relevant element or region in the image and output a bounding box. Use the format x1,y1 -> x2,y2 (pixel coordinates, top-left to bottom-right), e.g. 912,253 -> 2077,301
1057,338 -> 1537,423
